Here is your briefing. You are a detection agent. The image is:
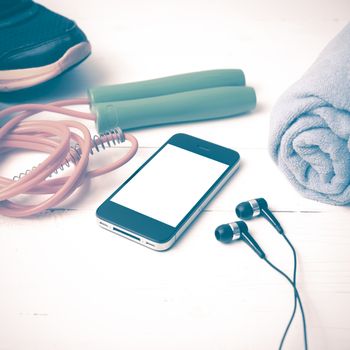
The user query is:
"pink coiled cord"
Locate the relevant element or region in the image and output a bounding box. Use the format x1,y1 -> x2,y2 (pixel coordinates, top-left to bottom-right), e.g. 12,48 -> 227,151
0,98 -> 138,218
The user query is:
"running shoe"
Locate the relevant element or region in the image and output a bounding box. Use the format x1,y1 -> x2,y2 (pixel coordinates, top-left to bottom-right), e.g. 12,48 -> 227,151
0,0 -> 91,92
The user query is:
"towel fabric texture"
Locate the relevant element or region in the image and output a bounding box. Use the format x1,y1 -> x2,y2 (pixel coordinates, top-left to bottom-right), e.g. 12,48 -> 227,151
269,23 -> 350,205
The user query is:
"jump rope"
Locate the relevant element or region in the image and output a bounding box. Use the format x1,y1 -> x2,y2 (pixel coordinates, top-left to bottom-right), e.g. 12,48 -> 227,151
0,97 -> 138,217
0,69 -> 307,348
0,69 -> 255,217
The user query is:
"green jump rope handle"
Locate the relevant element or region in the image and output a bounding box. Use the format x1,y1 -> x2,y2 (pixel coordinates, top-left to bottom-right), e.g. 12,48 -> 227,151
88,69 -> 245,103
93,86 -> 256,133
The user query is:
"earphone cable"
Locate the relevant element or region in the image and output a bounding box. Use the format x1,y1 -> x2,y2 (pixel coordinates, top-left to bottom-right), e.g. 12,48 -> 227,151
263,256 -> 308,350
278,233 -> 298,349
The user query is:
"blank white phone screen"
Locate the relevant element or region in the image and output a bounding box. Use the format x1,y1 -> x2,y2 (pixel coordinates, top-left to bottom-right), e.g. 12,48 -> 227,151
111,144 -> 229,227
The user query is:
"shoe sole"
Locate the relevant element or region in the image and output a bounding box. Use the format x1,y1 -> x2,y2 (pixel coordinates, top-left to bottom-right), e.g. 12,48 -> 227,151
0,41 -> 91,92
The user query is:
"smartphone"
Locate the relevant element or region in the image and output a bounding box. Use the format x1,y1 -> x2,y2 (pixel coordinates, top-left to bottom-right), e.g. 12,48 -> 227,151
96,133 -> 240,251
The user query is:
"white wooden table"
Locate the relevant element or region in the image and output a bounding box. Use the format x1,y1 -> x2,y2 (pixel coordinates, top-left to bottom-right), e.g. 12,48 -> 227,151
1,1 -> 349,349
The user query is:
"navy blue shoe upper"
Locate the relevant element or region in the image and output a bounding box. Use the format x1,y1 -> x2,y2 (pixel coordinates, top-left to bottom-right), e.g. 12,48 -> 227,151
0,0 -> 88,70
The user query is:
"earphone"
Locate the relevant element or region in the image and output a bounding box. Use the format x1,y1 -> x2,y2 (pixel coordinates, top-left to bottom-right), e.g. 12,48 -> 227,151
215,220 -> 265,258
215,198 -> 308,350
235,197 -> 284,234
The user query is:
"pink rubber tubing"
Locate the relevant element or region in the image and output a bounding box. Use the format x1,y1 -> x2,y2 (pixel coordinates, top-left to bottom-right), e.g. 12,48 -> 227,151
0,98 -> 138,217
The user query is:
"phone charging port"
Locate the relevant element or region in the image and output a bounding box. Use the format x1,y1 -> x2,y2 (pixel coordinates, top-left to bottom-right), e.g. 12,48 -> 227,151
113,227 -> 140,241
